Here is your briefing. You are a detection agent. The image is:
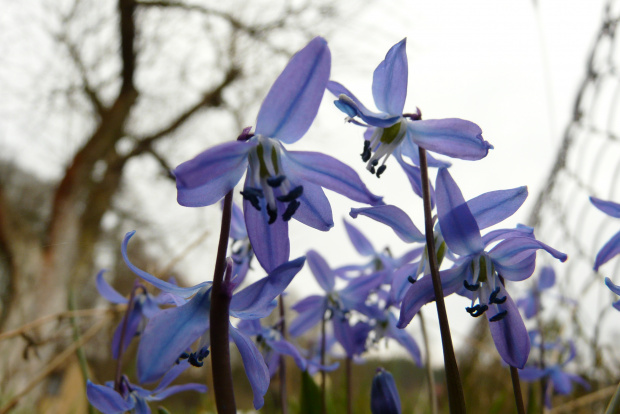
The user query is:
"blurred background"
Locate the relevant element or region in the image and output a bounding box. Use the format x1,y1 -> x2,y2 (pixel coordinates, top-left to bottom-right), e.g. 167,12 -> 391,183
1,0 -> 619,412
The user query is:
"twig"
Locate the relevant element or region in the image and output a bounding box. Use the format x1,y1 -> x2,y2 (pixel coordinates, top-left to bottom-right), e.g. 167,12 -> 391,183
549,384 -> 616,413
0,306 -> 124,342
0,317 -> 109,414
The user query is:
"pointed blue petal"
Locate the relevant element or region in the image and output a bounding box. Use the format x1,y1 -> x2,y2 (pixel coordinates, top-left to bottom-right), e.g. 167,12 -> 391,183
111,302 -> 142,359
390,262 -> 420,304
343,219 -> 375,257
284,150 -> 383,205
467,186 -> 528,230
332,316 -> 356,357
331,94 -> 401,127
408,119 -> 492,160
518,367 -> 546,381
305,250 -> 335,292
86,380 -> 134,414
255,37 -> 330,144
230,257 -> 305,319
149,383 -> 208,401
605,277 -> 620,296
436,169 -> 483,255
96,270 -> 127,304
397,264 -> 468,328
292,295 -> 325,313
327,81 -> 383,121
590,196 -> 620,218
174,140 -> 252,207
229,201 -> 248,240
516,295 -> 538,319
268,339 -> 307,371
243,197 -> 290,274
492,253 -> 536,282
487,286 -> 530,368
400,135 -> 451,168
289,298 -> 327,337
538,267 -> 556,290
489,236 -> 567,266
482,227 -> 534,246
151,360 -> 191,393
594,231 -> 620,271
291,181 -> 334,231
340,271 -> 387,305
373,38 -> 408,115
394,154 -> 435,207
350,205 -> 424,243
386,313 -> 422,365
122,231 -> 209,298
230,326 -> 270,409
137,286 -> 211,383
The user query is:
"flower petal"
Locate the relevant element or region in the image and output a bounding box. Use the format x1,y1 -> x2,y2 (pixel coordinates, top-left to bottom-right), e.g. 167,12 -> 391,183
255,37 -> 330,144
394,154 -> 435,208
174,140 -> 252,207
305,250 -> 335,292
290,298 -> 327,337
400,135 -> 451,168
327,81 -> 386,123
518,367 -> 546,381
487,286 -> 530,368
284,150 -> 383,205
397,264 -> 468,328
332,316 -> 356,357
467,186 -> 528,230
436,168 -> 483,256
489,236 -> 567,267
149,383 -> 208,401
244,198 -> 290,274
386,313 -> 422,365
407,118 -> 492,160
291,181 -> 334,231
86,381 -> 134,414
343,219 -> 375,257
493,253 -> 536,282
96,270 -> 127,304
230,326 -> 270,409
268,339 -> 308,371
230,256 -> 305,319
590,196 -> 620,218
229,201 -> 248,240
111,301 -> 143,359
137,286 -> 211,383
538,267 -> 556,290
390,262 -> 421,304
350,205 -> 424,243
594,231 -> 620,271
372,38 -> 408,115
122,231 -> 209,298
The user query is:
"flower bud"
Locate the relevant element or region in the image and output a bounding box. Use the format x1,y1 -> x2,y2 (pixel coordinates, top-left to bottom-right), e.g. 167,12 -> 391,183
371,368 -> 401,414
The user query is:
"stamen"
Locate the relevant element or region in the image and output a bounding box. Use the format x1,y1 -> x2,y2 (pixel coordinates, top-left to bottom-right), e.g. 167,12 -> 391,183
376,165 -> 387,177
466,304 -> 488,317
267,204 -> 278,224
463,280 -> 480,291
489,310 -> 508,322
361,141 -> 371,162
277,185 -> 303,202
267,175 -> 286,187
241,187 -> 263,211
188,353 -> 204,367
489,287 -> 507,304
282,200 -> 301,221
407,275 -> 416,284
371,159 -> 379,166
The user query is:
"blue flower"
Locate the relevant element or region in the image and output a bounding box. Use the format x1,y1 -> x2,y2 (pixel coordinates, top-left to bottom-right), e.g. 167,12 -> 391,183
519,338 -> 589,408
86,361 -> 206,414
351,169 -> 566,368
327,38 -> 492,195
174,37 -> 382,273
604,277 -> 620,311
515,266 -> 556,319
370,368 -> 401,414
590,197 -> 620,271
120,231 -> 305,409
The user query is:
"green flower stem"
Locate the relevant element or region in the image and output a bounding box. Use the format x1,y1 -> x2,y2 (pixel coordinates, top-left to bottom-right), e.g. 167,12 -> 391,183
210,190 -> 236,414
418,146 -> 466,413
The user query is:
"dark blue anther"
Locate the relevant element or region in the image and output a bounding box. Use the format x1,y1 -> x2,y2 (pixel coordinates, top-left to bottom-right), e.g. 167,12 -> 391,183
277,185 -> 303,202
241,187 -> 263,211
361,141 -> 371,162
188,353 -> 204,367
463,280 -> 480,291
466,304 -> 488,317
267,204 -> 278,224
256,334 -> 263,342
371,159 -> 379,166
376,164 -> 387,177
489,310 -> 508,322
407,275 -> 416,284
282,200 -> 300,221
489,287 -> 507,304
267,175 -> 286,187
369,166 -> 376,174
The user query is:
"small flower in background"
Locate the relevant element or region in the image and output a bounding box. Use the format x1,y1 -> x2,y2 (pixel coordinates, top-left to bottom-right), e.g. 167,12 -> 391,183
86,361 -> 206,414
371,368 -> 402,414
590,196 -> 620,271
516,266 -> 556,319
328,38 -> 491,201
174,37 -> 382,273
604,277 -> 620,311
519,336 -> 589,409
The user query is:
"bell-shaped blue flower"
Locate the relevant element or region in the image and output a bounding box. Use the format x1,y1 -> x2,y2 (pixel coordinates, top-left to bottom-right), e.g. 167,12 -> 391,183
370,368 -> 401,414
328,38 -> 492,198
174,37 -> 382,273
86,361 -> 206,414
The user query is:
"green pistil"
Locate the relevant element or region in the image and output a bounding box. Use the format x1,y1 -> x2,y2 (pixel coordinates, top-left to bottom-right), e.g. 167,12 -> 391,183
379,122 -> 402,144
271,146 -> 279,174
256,144 -> 269,177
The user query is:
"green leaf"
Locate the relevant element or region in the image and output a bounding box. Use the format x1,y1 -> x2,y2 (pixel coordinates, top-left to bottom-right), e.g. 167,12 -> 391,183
300,371 -> 322,414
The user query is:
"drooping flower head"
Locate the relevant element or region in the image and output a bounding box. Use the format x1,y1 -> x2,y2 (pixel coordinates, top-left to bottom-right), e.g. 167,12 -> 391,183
370,368 -> 402,414
328,38 -> 492,199
174,37 -> 382,273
